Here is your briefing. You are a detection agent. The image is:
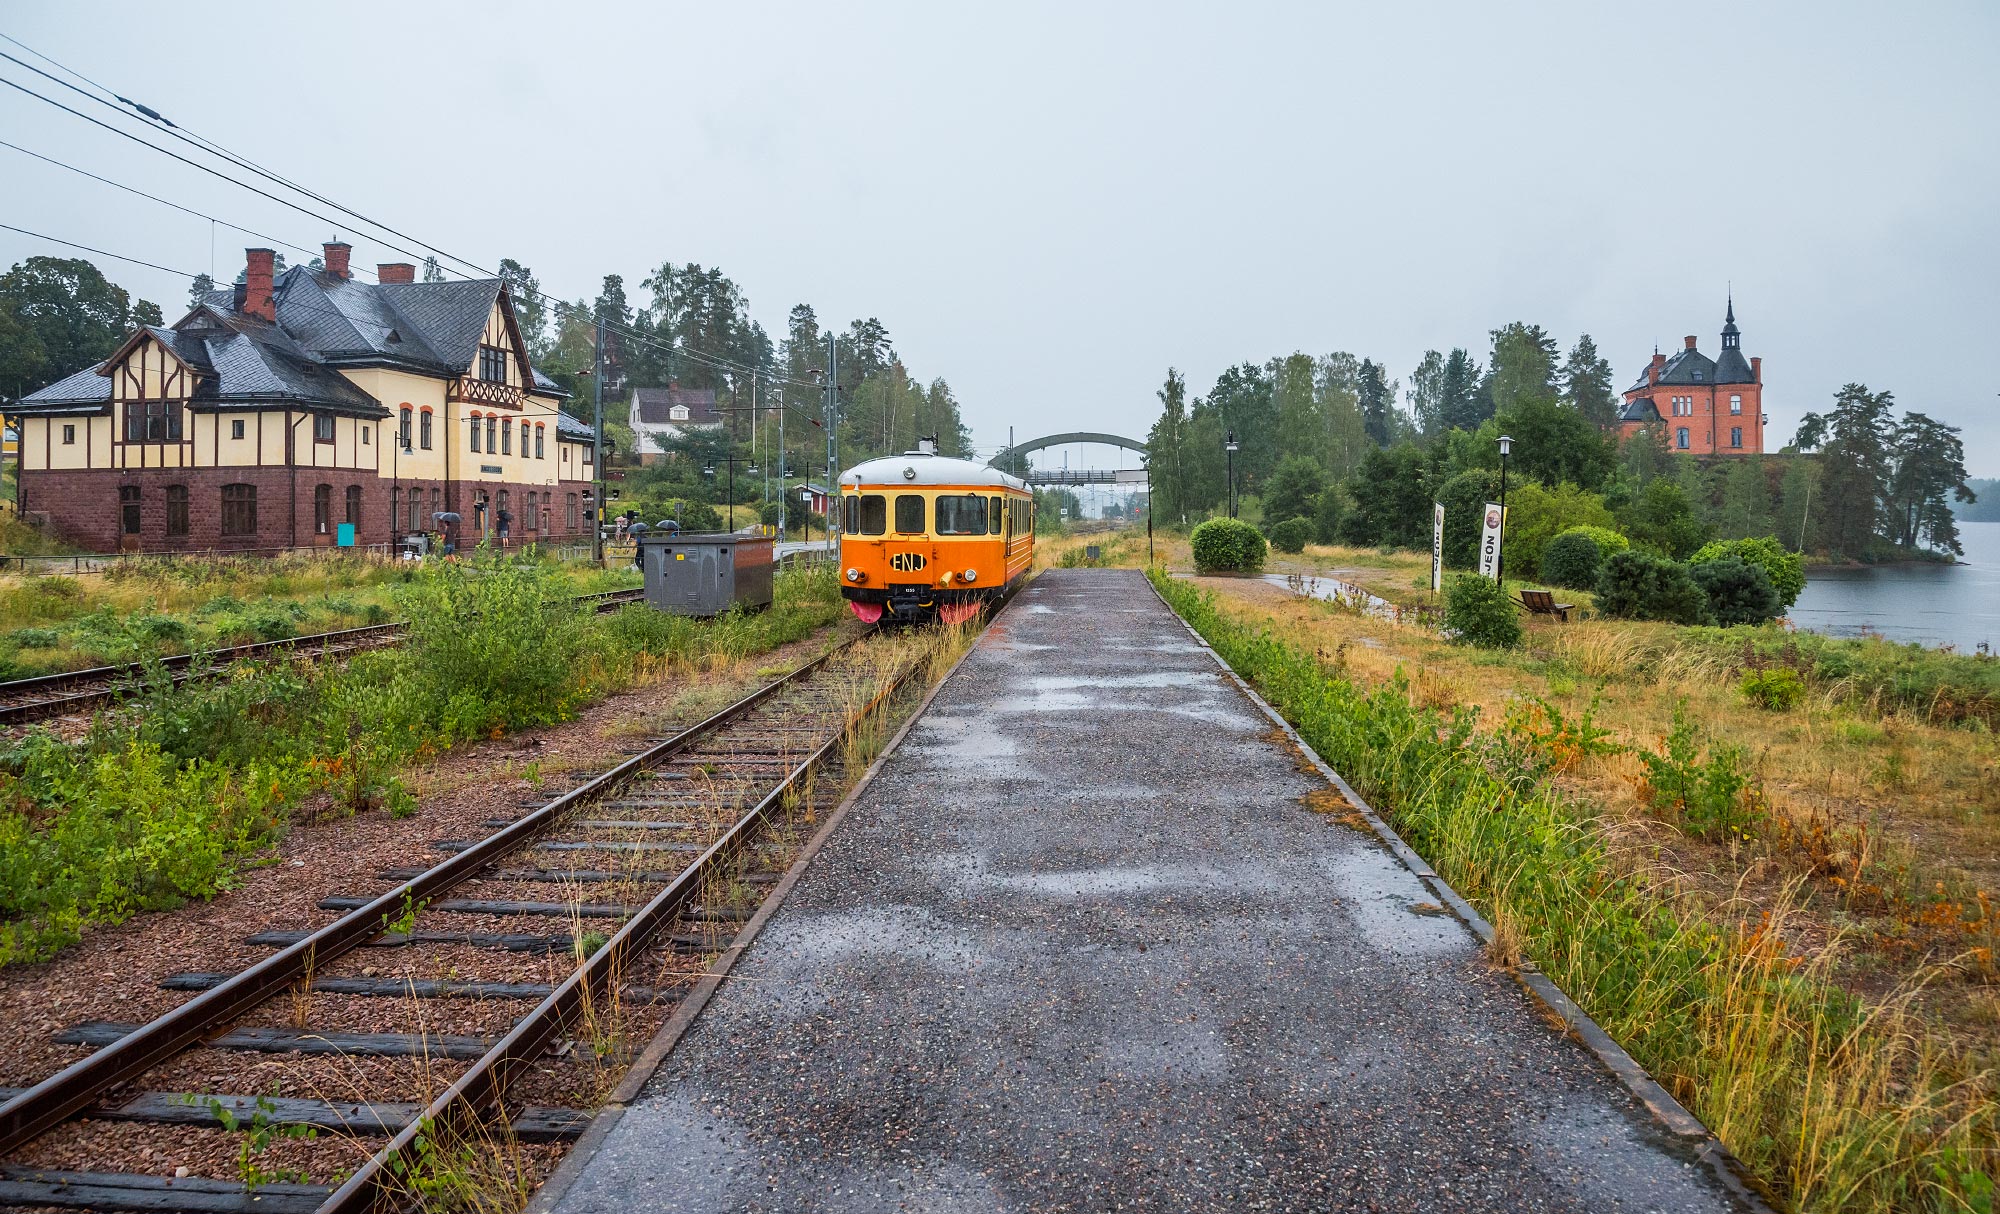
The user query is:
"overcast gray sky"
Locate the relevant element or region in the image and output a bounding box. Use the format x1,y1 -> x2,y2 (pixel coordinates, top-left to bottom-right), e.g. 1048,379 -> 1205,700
4,2 -> 1995,473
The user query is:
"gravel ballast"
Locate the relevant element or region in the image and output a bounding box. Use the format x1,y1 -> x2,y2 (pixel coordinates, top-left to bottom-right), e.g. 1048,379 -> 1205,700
546,568 -> 1752,1214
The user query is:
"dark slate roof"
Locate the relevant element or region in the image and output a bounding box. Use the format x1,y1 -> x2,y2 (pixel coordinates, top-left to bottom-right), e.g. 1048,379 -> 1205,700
1619,397 -> 1662,424
13,365 -> 110,410
531,367 -> 569,399
1654,347 -> 1716,386
632,386 -> 721,425
553,410 -> 594,441
1712,348 -> 1755,383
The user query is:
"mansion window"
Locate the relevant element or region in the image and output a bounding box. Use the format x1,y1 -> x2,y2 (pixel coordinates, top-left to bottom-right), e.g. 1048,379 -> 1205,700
166,485 -> 189,537
1731,427 -> 1743,449
478,345 -> 507,383
1730,394 -> 1742,415
125,401 -> 183,443
314,412 -> 335,443
1676,427 -> 1690,450
221,484 -> 257,537
420,409 -> 433,449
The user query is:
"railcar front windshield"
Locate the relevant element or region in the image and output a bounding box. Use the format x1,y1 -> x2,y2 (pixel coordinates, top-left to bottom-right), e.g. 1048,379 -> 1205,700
934,494 -> 988,536
844,494 -> 887,535
894,494 -> 926,534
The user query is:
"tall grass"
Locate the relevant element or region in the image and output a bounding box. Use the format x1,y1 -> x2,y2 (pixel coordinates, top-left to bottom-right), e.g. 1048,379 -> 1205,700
1151,570 -> 1995,1213
0,557 -> 845,965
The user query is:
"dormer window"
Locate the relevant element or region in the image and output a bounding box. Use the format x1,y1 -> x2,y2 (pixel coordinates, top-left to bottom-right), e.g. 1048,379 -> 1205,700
670,405 -> 689,421
478,345 -> 507,383
1692,370 -> 1703,381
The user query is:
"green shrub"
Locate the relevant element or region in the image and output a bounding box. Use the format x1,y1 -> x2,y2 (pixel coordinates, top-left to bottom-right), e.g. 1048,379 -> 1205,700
1690,556 -> 1779,626
1189,517 -> 1267,574
1596,550 -> 1708,624
1539,531 -> 1603,590
1266,517 -> 1311,554
131,615 -> 191,643
1443,573 -> 1521,649
1636,704 -> 1763,842
1690,537 -> 1805,611
1560,524 -> 1630,556
1740,667 -> 1806,711
10,628 -> 59,649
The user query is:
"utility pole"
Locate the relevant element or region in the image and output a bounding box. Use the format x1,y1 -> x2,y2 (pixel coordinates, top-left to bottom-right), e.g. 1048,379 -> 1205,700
591,315 -> 605,565
824,332 -> 839,556
778,377 -> 787,544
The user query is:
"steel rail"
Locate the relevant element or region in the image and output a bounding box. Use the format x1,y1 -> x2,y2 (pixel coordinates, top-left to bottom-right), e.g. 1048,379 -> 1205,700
319,649 -> 923,1214
0,626 -> 853,1155
0,587 -> 644,726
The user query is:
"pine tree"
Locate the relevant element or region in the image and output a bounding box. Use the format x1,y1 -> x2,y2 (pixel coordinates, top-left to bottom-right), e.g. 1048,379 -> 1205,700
1485,322 -> 1558,414
421,255 -> 443,283
1146,368 -> 1191,523
1436,348 -> 1488,432
1358,359 -> 1393,447
187,272 -> 215,312
498,259 -> 547,358
1794,384 -> 1894,560
1408,350 -> 1445,436
1716,456 -> 1773,539
1560,334 -> 1617,425
1885,412 -> 1973,553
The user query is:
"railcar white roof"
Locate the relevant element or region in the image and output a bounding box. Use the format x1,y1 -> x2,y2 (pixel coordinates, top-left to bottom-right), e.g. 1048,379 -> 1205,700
840,450 -> 1026,491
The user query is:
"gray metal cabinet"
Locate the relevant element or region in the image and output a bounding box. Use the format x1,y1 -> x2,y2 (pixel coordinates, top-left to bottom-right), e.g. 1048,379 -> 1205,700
637,533 -> 774,617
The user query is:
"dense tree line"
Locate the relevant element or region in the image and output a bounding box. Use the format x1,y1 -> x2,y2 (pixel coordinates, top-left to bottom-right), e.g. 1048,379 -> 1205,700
0,258 -> 164,407
1145,325 -> 1975,573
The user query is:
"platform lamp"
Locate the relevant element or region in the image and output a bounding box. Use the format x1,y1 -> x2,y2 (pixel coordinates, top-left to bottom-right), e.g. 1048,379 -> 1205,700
1496,433 -> 1513,585
1225,430 -> 1240,518
704,454 -> 759,532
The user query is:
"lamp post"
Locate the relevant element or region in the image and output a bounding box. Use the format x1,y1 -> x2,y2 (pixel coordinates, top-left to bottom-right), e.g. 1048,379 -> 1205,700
390,424 -> 412,550
1496,433 -> 1513,586
1224,430 -> 1240,518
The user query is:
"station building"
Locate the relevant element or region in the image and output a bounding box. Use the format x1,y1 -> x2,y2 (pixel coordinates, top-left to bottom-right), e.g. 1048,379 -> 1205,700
1616,298 -> 1767,455
9,244 -> 598,552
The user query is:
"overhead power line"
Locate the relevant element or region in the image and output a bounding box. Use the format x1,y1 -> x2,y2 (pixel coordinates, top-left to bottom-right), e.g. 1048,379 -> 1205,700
0,221 -> 201,278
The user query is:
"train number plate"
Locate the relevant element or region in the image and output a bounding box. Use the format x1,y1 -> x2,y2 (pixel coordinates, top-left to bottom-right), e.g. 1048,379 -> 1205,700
888,552 -> 928,572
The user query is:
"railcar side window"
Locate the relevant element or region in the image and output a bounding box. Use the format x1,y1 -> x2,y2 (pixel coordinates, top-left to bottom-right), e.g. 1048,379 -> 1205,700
859,494 -> 886,535
989,496 -> 1002,535
935,494 -> 987,536
894,494 -> 926,534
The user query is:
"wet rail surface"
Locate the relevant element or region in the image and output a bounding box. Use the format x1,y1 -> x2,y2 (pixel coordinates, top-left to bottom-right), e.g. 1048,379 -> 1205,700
542,568 -> 1753,1214
0,627 -> 927,1213
0,587 -> 644,729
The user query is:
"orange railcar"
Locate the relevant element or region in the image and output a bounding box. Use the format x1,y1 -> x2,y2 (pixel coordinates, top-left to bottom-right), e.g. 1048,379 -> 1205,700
837,443 -> 1034,624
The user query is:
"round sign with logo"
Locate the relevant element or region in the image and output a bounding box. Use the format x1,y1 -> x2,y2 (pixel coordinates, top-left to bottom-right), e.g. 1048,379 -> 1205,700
1485,507 -> 1502,529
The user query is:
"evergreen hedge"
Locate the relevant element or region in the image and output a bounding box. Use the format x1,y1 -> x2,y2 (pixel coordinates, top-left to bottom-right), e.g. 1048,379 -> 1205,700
1190,517 -> 1268,573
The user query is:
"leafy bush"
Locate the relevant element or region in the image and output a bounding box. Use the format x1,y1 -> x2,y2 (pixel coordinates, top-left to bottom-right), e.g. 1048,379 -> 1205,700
1435,469 -> 1500,569
1691,537 -> 1805,611
1690,556 -> 1779,626
1596,550 -> 1709,624
1539,531 -> 1603,591
1266,517 -> 1311,554
131,615 -> 191,643
1444,573 -> 1521,649
10,628 -> 59,649
1636,704 -> 1763,842
1262,456 -> 1328,526
1560,524 -> 1629,556
1740,667 -> 1805,711
1190,517 -> 1267,574
1498,481 -> 1618,579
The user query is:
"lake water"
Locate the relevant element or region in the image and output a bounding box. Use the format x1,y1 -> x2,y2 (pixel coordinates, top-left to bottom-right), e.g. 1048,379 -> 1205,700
1788,520 -> 2000,653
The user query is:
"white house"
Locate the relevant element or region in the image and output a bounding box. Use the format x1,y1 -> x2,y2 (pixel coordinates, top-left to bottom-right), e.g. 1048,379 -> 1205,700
628,385 -> 720,465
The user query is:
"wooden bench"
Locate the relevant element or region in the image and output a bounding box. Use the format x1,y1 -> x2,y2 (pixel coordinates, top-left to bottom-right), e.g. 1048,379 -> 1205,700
1515,588 -> 1575,622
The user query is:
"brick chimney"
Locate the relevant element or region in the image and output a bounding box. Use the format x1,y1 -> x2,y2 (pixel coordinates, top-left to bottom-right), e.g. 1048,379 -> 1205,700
1750,356 -> 1761,382
242,248 -> 276,322
1648,352 -> 1665,385
377,262 -> 415,284
1684,335 -> 1698,350
323,241 -> 352,280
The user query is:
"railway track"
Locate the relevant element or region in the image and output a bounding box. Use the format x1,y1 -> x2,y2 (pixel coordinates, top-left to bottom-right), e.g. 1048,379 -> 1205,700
0,625 -> 931,1212
0,587 -> 646,730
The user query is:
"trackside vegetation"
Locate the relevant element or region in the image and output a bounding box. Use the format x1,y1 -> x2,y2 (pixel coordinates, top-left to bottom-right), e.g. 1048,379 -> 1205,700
1151,569 -> 1996,1214
0,552 -> 846,965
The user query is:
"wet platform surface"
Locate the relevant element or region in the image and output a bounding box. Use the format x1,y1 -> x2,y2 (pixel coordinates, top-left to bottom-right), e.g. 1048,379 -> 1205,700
549,568 -> 1747,1213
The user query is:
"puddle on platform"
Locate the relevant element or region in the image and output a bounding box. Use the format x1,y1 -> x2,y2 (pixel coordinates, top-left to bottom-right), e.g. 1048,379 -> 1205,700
1323,844 -> 1470,957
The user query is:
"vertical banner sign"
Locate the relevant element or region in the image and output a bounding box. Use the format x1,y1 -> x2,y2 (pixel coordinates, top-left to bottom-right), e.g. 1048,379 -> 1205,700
1431,503 -> 1445,594
1478,502 -> 1504,581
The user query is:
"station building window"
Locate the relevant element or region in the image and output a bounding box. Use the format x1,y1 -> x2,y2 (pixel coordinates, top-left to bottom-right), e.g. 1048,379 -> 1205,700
221,484 -> 257,537
486,415 -> 498,453
469,413 -> 483,453
119,485 -> 141,535
420,408 -> 433,449
230,419 -> 245,440
534,424 -> 545,459
166,485 -> 189,538
346,485 -> 363,526
314,484 -> 332,534
314,412 -> 335,444
400,406 -> 413,448
62,424 -> 75,444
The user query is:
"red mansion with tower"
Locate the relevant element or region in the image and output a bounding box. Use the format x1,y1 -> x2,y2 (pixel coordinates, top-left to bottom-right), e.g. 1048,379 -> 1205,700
1616,298 -> 1766,455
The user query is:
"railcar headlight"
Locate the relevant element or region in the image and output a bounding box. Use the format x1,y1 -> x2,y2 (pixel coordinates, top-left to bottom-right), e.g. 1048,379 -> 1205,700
845,567 -> 864,583
963,568 -> 978,583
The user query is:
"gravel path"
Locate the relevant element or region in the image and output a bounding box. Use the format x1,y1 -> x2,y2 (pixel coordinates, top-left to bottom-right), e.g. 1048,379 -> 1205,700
546,569 -> 1749,1214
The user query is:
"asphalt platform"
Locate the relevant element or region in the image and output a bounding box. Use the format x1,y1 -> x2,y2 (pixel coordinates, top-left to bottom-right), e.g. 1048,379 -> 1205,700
546,568 -> 1750,1213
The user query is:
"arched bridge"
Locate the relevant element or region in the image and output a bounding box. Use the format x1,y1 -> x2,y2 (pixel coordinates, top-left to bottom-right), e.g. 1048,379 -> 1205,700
989,431 -> 1150,486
